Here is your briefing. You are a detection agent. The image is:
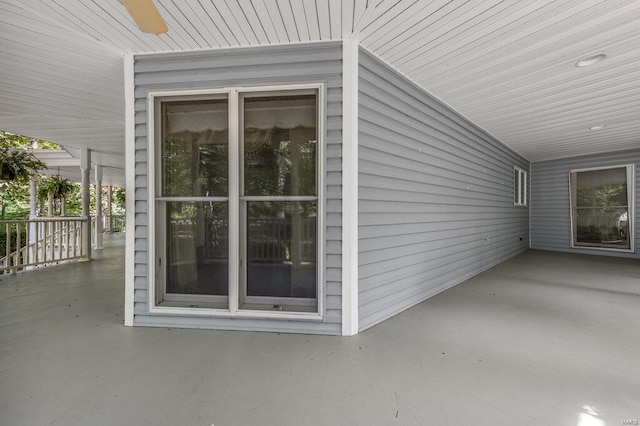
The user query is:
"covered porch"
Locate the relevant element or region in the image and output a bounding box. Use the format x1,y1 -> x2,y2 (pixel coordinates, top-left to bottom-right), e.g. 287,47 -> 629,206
1,233 -> 638,425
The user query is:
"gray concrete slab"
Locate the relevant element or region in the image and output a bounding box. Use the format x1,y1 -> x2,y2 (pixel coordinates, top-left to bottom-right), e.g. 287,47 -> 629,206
1,238 -> 639,426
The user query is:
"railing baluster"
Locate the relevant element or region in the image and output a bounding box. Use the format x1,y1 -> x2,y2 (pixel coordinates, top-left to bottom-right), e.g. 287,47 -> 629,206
65,220 -> 70,259
6,223 -> 11,272
79,221 -> 83,258
34,221 -> 39,265
42,221 -> 47,263
57,221 -> 62,260
16,222 -> 21,271
49,221 -> 54,262
25,221 -> 31,269
72,221 -> 77,258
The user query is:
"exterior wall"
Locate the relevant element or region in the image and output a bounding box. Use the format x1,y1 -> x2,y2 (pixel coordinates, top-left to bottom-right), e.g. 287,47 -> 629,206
531,149 -> 640,258
132,42 -> 343,334
357,48 -> 530,331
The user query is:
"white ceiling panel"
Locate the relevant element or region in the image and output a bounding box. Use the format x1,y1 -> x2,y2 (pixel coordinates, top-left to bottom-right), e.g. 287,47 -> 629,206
0,0 -> 638,166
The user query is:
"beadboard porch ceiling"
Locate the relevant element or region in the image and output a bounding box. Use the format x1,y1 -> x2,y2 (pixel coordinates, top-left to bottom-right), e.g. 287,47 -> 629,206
1,0 -> 639,180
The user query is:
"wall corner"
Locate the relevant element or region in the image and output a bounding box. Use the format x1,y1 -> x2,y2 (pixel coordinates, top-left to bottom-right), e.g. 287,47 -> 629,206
124,53 -> 135,327
341,39 -> 359,336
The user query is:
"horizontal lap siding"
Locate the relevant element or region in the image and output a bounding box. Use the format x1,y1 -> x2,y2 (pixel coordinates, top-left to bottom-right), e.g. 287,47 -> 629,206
133,42 -> 342,334
531,149 -> 640,258
357,49 -> 529,331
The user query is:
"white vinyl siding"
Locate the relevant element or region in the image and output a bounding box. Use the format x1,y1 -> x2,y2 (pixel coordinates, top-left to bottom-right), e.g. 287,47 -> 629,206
531,149 -> 640,258
357,48 -> 530,332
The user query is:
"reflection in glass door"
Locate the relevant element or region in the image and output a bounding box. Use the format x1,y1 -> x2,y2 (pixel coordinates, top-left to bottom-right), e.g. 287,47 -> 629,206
159,97 -> 230,309
240,93 -> 318,312
155,88 -> 321,314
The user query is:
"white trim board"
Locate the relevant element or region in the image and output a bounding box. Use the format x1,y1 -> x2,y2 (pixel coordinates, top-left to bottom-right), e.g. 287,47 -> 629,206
568,163 -> 635,253
123,54 -> 135,327
341,39 -> 359,336
145,83 -> 326,322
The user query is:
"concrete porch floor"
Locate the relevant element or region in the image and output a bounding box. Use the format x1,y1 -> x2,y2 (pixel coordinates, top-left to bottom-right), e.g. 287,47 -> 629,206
1,235 -> 639,426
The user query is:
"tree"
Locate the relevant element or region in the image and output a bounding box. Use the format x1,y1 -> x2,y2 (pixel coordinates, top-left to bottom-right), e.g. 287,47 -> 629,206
0,130 -> 59,150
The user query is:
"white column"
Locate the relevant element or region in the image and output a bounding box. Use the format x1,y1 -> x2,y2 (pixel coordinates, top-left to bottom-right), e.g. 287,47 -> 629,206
29,178 -> 37,264
94,165 -> 103,249
47,193 -> 53,217
29,179 -> 37,220
106,185 -> 113,232
81,148 -> 91,260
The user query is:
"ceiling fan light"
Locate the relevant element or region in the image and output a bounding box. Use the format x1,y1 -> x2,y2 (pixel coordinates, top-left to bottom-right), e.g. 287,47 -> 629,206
122,0 -> 168,34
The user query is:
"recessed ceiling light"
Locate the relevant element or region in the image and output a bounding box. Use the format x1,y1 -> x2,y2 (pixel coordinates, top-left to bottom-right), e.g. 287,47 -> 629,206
589,125 -> 607,130
576,54 -> 606,67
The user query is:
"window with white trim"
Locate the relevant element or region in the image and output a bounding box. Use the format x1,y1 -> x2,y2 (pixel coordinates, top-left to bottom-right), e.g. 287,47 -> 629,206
152,86 -> 322,315
514,166 -> 528,206
570,165 -> 634,251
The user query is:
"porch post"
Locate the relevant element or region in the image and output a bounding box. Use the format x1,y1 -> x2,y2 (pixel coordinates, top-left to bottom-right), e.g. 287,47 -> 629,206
47,193 -> 53,217
106,185 -> 113,232
81,148 -> 91,259
94,165 -> 103,249
29,178 -> 37,221
29,178 -> 37,263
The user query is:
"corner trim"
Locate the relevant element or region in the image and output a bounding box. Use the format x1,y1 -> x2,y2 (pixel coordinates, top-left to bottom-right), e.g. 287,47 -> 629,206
341,39 -> 359,336
124,53 -> 135,327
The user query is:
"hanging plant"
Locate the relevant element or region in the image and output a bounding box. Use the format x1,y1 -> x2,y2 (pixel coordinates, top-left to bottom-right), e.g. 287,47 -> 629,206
0,146 -> 46,182
38,175 -> 75,201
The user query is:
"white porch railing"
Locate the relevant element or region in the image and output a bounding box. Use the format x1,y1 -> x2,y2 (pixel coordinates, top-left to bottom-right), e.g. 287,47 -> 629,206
93,214 -> 125,234
0,217 -> 89,274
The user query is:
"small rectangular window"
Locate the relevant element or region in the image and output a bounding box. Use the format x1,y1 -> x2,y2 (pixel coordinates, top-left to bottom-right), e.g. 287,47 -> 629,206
514,166 -> 527,206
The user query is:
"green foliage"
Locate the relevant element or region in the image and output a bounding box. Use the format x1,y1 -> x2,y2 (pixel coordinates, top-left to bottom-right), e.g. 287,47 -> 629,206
38,175 -> 75,200
0,130 -> 59,150
0,225 -> 27,257
2,205 -> 30,220
0,146 -> 46,182
1,130 -> 66,219
113,187 -> 126,211
577,183 -> 627,208
162,130 -> 228,196
64,184 -> 82,216
0,136 -> 46,218
0,130 -> 125,222
0,180 -> 30,219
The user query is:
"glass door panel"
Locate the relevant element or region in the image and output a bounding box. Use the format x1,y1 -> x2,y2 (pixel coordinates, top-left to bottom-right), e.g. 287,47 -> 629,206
165,201 -> 229,296
162,99 -> 229,197
243,95 -> 317,197
240,93 -> 318,311
246,201 -> 317,299
159,97 -> 230,307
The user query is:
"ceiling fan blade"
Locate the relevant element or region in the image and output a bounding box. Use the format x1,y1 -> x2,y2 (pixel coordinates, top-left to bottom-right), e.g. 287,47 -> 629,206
121,0 -> 168,34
